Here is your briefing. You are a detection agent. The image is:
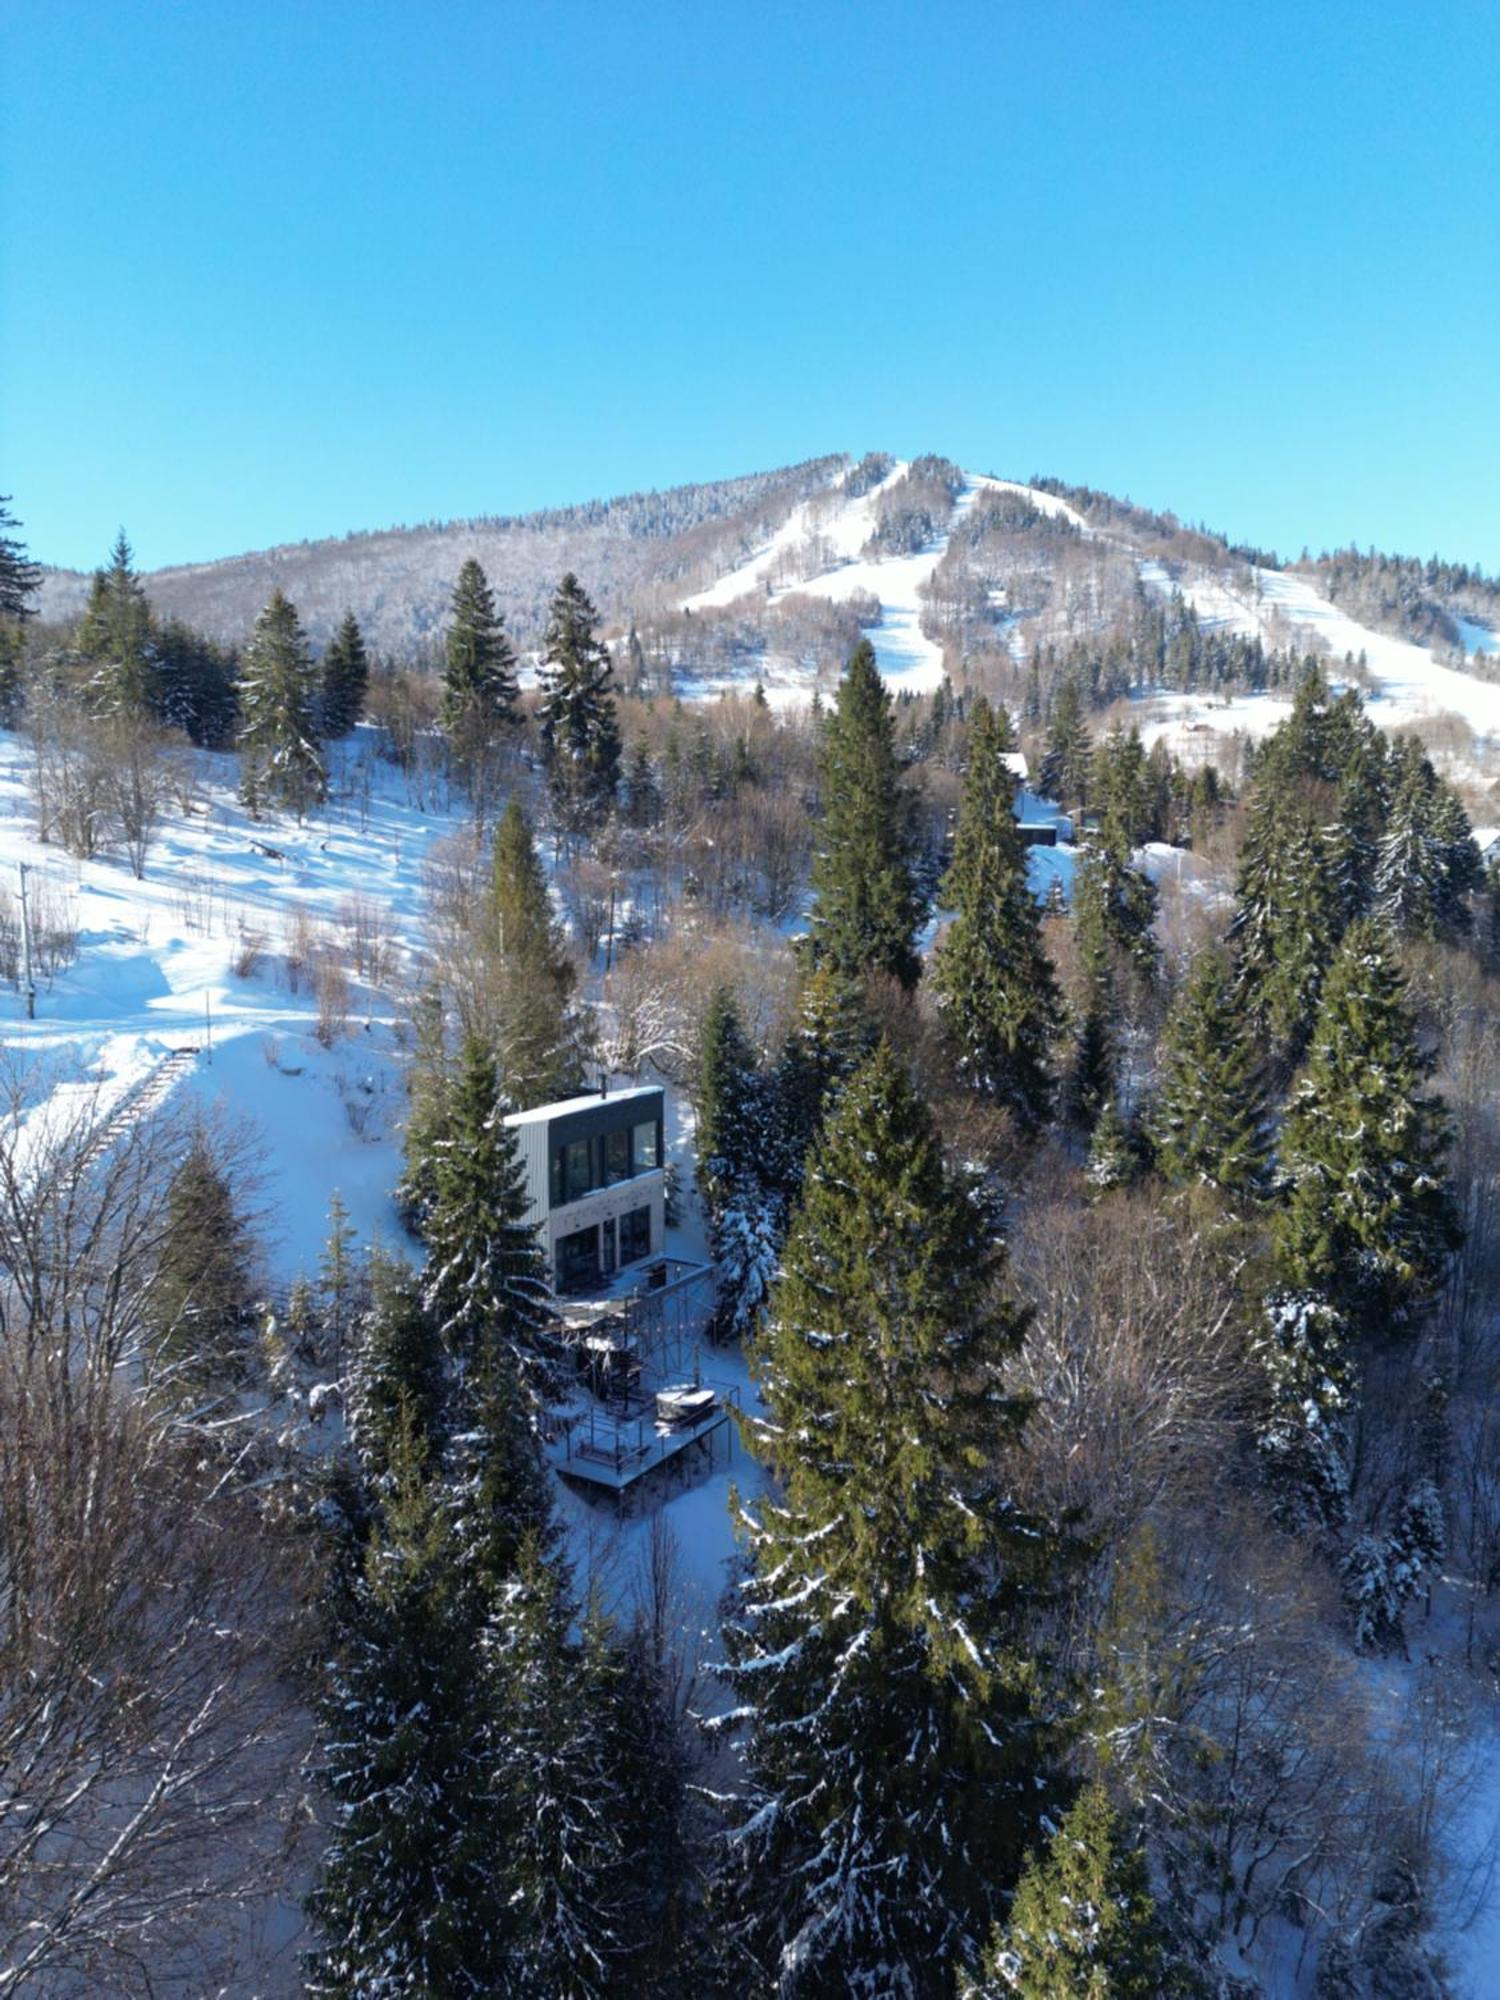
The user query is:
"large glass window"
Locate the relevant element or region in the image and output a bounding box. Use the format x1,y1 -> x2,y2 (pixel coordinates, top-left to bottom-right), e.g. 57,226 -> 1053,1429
632,1119 -> 660,1172
562,1139 -> 592,1203
556,1224 -> 600,1294
619,1205 -> 652,1266
605,1128 -> 631,1184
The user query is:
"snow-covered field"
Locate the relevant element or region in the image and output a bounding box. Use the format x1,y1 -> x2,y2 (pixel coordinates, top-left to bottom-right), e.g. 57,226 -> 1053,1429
0,731 -> 446,1281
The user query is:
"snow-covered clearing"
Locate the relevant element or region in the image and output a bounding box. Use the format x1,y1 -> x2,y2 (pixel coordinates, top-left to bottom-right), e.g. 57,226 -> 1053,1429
0,729 -> 447,1280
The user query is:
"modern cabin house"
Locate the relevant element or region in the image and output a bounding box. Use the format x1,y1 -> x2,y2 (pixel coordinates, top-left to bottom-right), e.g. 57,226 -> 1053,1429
504,1083 -> 666,1297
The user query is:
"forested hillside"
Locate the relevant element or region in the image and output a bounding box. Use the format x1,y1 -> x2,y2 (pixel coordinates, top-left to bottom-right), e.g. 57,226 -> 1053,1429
3,481 -> 1500,1997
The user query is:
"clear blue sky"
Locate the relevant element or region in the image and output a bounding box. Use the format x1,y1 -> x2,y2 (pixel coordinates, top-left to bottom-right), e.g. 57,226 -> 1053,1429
4,0 -> 1497,575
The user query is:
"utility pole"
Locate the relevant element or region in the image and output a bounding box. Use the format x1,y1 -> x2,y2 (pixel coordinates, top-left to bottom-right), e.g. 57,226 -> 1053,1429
205,990 -> 213,1066
17,864 -> 35,1020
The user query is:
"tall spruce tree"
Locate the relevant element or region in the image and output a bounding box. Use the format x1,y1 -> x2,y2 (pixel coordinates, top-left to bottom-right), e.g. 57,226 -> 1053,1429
695,986 -> 765,1218
1230,780 -> 1340,1060
966,1785 -> 1180,2000
768,960 -> 873,1200
320,611 -> 370,740
144,1138 -> 255,1392
715,1042 -> 1067,1995
488,1551 -> 625,1997
237,588 -> 327,816
1148,947 -> 1268,1199
442,560 -> 519,798
806,639 -> 924,991
155,617 -> 239,746
1038,677 -> 1092,809
932,695 -> 1060,1129
489,797 -> 589,1107
346,1248 -> 446,1476
306,1411 -> 507,1997
0,497 -> 39,724
0,497 -> 40,622
78,530 -> 157,716
420,1033 -> 553,1380
538,572 -> 621,827
1273,918 -> 1459,1332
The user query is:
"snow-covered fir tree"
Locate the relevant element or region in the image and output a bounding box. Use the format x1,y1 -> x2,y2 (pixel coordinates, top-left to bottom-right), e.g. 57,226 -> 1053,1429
806,639 -> 925,991
320,610 -> 370,739
1085,1096 -> 1137,1197
931,694 -> 1060,1130
486,1550 -> 626,1998
714,1041 -> 1069,1997
237,588 -> 327,817
538,572 -> 621,829
1148,946 -> 1269,1199
441,559 -> 519,800
1273,918 -> 1459,1332
78,529 -> 158,717
420,1033 -> 554,1385
1254,1290 -> 1353,1531
306,1411 -> 508,1997
964,1784 -> 1180,2000
1230,779 -> 1341,1061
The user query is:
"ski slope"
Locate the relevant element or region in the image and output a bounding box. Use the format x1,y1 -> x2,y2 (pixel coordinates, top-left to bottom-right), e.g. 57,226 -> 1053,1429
681,461 -> 1082,699
1136,557 -> 1500,755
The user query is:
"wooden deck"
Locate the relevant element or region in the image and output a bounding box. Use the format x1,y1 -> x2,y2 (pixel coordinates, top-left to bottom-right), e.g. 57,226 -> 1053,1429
547,1386 -> 737,1498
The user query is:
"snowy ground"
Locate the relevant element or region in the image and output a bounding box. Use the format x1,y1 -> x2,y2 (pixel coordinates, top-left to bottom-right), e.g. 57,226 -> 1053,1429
0,729 -> 449,1281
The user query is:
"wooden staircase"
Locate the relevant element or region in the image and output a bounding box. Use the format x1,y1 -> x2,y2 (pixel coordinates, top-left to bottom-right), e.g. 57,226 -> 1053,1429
80,1047 -> 199,1170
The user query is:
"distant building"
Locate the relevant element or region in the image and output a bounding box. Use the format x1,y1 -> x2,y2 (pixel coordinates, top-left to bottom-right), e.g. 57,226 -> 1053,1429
504,1083 -> 666,1297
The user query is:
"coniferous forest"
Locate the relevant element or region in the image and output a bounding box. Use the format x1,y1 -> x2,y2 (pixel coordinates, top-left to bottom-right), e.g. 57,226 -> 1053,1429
3,461 -> 1500,1999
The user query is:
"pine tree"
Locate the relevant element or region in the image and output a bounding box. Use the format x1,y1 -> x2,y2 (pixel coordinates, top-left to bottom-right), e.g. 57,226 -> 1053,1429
155,617 -> 239,746
806,639 -> 924,991
1273,919 -> 1459,1332
1248,1280 -> 1360,1528
442,560 -> 519,797
768,960 -> 873,1199
711,1184 -> 783,1341
489,797 -> 589,1107
695,986 -> 764,1218
1085,1097 -> 1136,1197
78,530 -> 158,716
967,1785 -> 1176,2000
0,497 -> 40,622
716,1042 -> 1067,1993
1230,780 -> 1340,1059
306,1411 -> 507,1997
144,1138 -> 255,1393
1064,1000 -> 1115,1133
421,1033 -> 553,1381
538,572 -> 621,828
488,1552 -> 625,1997
237,588 -> 327,817
320,611 -> 370,740
1148,947 -> 1269,1199
319,1191 -> 362,1375
932,695 -> 1060,1129
346,1249 -> 446,1476
1072,834 -> 1158,999
1038,678 -> 1092,809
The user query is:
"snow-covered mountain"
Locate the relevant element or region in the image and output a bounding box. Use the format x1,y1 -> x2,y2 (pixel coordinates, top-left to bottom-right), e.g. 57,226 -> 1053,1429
34,449 -> 1500,754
